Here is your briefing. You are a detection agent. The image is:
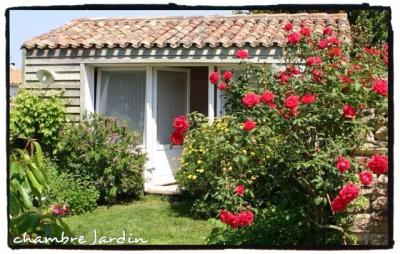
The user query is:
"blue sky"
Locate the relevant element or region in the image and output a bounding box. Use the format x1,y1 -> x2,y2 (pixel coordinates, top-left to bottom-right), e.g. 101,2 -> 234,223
9,10 -> 233,68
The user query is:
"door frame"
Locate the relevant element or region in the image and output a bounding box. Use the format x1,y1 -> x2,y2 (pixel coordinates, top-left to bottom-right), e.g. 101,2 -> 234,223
152,67 -> 191,151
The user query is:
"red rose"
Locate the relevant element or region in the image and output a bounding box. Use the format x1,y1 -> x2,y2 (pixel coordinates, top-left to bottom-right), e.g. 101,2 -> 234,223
284,95 -> 300,109
219,210 -> 254,228
219,209 -> 231,224
209,71 -> 220,85
331,197 -> 347,212
243,119 -> 256,131
287,32 -> 301,44
312,69 -> 323,83
336,156 -> 351,173
323,27 -> 333,36
340,75 -> 353,84
170,130 -> 185,145
242,92 -> 260,108
364,47 -> 381,56
235,49 -> 249,59
217,82 -> 227,91
368,154 -> 388,174
338,183 -> 359,203
219,210 -> 238,228
235,185 -> 245,196
342,105 -> 357,119
318,39 -> 329,49
359,170 -> 373,186
289,66 -> 301,75
371,79 -> 388,96
237,210 -> 254,227
306,56 -> 322,66
223,71 -> 233,81
173,115 -> 189,133
327,37 -> 340,46
261,90 -> 275,104
284,22 -> 293,31
279,72 -> 290,84
301,94 -> 316,104
327,47 -> 341,57
300,27 -> 311,37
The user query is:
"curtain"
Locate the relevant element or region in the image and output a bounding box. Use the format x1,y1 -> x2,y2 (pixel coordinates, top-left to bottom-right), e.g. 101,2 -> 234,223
157,70 -> 187,144
99,70 -> 146,142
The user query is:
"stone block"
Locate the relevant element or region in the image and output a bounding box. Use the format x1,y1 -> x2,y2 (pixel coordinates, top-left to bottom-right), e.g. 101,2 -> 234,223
369,233 -> 388,245
375,126 -> 388,141
351,214 -> 371,232
371,197 -> 388,211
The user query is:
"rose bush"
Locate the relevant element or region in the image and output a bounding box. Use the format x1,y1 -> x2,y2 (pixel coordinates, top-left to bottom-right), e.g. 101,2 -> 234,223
177,24 -> 388,245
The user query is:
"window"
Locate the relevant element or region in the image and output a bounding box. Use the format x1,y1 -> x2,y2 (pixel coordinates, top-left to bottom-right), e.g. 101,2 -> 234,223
98,70 -> 146,142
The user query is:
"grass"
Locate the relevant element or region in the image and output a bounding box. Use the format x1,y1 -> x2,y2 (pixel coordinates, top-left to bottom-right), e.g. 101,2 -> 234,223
63,195 -> 213,245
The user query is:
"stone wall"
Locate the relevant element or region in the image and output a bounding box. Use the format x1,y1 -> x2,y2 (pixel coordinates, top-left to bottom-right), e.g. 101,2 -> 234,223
350,124 -> 389,245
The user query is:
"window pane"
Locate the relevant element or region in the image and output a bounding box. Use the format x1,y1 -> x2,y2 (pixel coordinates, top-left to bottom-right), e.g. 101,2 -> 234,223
99,70 -> 145,142
157,70 -> 187,144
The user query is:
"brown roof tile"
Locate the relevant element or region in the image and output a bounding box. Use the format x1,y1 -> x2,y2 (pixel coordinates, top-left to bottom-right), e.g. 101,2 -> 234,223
22,13 -> 351,50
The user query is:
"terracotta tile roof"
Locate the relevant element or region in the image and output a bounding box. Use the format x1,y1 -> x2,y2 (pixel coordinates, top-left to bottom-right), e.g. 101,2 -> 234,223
22,13 -> 351,49
10,69 -> 22,86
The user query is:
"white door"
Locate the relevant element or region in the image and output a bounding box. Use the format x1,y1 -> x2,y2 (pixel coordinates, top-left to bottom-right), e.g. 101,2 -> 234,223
150,67 -> 190,185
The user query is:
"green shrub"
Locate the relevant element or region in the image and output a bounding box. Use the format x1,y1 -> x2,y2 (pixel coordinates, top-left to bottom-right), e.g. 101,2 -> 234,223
176,115 -> 284,216
10,90 -> 66,153
9,140 -> 73,243
54,112 -> 146,203
46,161 -> 99,215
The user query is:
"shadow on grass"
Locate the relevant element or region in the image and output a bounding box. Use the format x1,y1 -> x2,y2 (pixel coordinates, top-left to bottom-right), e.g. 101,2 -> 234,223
164,194 -> 206,220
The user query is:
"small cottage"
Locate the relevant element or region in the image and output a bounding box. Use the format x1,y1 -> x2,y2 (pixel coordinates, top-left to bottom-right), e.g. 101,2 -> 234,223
21,13 -> 351,191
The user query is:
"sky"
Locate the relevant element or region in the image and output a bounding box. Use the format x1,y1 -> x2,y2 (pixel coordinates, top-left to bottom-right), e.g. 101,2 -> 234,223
9,10 -> 233,68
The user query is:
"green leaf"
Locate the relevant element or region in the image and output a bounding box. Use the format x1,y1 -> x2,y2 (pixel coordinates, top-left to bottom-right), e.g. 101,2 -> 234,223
15,212 -> 40,234
26,168 -> 44,195
17,185 -> 33,209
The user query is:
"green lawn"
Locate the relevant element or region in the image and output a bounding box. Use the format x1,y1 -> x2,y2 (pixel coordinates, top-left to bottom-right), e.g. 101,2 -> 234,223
63,195 -> 213,245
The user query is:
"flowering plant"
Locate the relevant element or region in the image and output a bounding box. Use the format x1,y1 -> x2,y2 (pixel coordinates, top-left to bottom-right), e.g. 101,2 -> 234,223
177,24 -> 388,245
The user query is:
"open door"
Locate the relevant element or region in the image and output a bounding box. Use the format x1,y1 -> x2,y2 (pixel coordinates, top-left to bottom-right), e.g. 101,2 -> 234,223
150,67 -> 190,186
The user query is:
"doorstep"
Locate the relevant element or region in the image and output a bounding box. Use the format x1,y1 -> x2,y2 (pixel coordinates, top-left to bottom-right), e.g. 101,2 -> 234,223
144,183 -> 181,195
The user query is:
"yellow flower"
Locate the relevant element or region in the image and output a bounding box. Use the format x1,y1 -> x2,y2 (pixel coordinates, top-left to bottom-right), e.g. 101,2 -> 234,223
228,166 -> 233,171
196,168 -> 204,173
192,175 -> 197,180
197,160 -> 202,164
250,152 -> 256,156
